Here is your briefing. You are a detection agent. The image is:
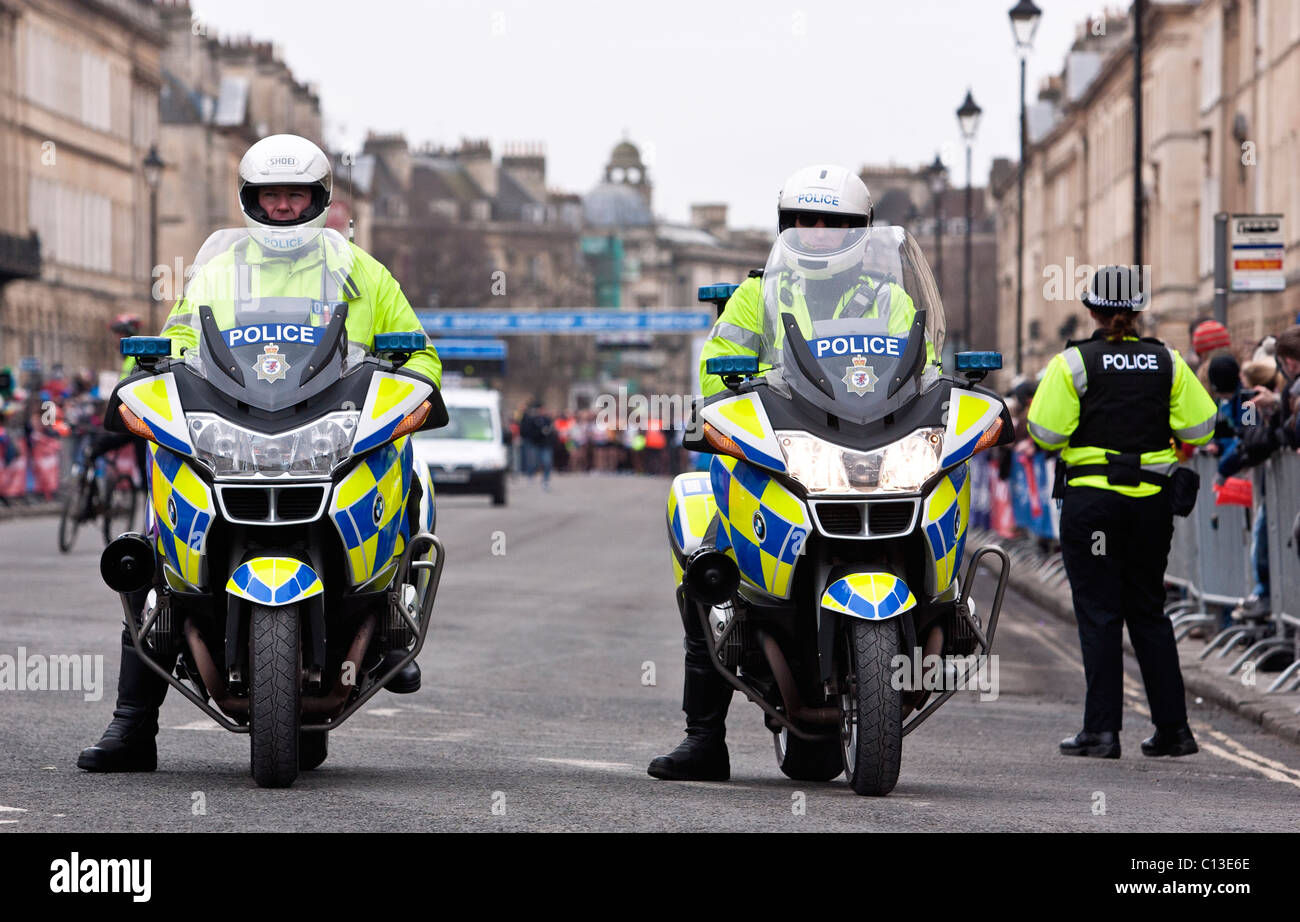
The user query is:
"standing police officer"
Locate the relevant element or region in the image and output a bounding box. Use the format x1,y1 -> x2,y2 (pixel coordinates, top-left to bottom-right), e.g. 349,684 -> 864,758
1027,266 -> 1217,758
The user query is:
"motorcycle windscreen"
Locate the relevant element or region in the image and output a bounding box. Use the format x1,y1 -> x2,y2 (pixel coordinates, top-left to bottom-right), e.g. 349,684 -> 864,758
174,227 -> 361,412
759,226 -> 946,426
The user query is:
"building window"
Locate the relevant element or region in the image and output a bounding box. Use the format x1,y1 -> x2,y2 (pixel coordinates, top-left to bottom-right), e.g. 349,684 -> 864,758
23,23 -> 128,137
29,177 -> 112,273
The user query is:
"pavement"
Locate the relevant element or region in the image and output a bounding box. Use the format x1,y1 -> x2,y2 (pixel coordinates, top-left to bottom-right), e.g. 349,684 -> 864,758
0,500 -> 59,520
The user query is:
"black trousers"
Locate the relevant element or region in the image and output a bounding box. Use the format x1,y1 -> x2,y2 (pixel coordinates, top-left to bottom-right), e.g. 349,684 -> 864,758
1059,486 -> 1188,733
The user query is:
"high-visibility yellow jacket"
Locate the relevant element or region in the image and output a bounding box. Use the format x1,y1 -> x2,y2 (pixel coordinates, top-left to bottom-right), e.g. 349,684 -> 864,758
698,272 -> 928,397
127,237 -> 441,387
1027,335 -> 1217,497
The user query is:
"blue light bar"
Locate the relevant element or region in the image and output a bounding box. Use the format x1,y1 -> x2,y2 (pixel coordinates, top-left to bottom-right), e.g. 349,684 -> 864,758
698,284 -> 740,303
705,355 -> 760,376
374,332 -> 427,353
120,336 -> 171,357
955,351 -> 1003,371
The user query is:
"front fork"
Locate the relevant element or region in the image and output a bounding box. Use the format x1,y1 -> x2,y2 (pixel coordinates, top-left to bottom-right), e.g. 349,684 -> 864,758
117,532 -> 447,734
682,543 -> 1012,743
895,545 -> 1010,737
679,584 -> 838,743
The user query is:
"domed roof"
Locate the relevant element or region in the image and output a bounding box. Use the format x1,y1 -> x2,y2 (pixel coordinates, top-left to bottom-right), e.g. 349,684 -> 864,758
608,140 -> 643,170
583,182 -> 653,227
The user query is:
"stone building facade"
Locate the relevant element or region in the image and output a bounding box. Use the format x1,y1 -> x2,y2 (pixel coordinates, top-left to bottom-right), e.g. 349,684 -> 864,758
154,1 -> 330,312
992,1 -> 1300,385
0,0 -> 162,377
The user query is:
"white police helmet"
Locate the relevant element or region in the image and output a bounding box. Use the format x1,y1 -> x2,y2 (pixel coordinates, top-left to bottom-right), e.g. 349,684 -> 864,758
776,165 -> 873,279
238,134 -> 332,253
777,164 -> 873,231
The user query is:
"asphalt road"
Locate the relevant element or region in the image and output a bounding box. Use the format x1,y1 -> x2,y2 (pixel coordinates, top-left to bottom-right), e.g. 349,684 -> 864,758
1,473 -> 1298,831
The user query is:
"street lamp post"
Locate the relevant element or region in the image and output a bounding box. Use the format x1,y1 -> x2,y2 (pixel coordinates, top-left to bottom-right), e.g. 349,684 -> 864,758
957,88 -> 982,354
142,145 -> 164,335
1009,0 -> 1041,375
1132,0 -> 1144,271
927,154 -> 948,302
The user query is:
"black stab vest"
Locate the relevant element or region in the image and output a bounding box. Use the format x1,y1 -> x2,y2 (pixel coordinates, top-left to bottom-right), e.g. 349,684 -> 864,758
1066,332 -> 1173,455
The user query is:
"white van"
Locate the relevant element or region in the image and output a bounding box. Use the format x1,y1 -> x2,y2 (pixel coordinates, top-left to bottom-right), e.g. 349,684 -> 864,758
411,388 -> 508,505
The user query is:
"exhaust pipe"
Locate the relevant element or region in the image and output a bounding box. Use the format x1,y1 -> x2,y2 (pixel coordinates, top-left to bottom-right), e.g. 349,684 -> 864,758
101,533 -> 155,593
683,546 -> 739,606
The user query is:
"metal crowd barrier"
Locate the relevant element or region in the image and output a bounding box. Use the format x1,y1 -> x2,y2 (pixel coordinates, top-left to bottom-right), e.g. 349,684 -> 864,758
1170,454 -> 1251,643
1260,453 -> 1300,696
1164,453 -> 1299,705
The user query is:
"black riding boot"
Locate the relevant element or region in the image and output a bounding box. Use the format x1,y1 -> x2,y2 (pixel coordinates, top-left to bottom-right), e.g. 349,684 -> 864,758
647,647 -> 734,781
77,591 -> 169,772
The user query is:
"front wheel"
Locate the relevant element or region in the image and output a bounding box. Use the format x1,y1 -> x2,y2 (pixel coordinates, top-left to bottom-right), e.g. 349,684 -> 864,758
103,479 -> 137,545
249,603 -> 301,788
840,618 -> 903,796
58,468 -> 90,553
774,728 -> 843,782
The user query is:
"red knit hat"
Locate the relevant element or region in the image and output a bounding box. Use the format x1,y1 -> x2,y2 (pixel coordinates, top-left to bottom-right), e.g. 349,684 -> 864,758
1193,320 -> 1231,357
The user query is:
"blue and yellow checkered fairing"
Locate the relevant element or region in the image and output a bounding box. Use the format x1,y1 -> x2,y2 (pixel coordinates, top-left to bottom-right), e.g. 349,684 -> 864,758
821,573 -> 916,620
150,445 -> 213,590
226,557 -> 324,605
921,463 -> 970,596
710,456 -> 810,599
667,472 -> 717,585
328,437 -> 413,586
940,389 -> 1002,468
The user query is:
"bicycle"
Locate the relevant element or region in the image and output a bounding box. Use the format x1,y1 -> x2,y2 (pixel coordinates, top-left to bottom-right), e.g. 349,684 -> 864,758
58,435 -> 138,553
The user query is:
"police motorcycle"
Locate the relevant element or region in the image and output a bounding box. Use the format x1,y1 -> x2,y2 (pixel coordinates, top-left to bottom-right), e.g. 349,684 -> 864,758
98,227 -> 447,788
671,226 -> 1013,795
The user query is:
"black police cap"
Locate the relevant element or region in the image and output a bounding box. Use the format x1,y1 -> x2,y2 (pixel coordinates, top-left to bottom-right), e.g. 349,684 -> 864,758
1081,265 -> 1147,314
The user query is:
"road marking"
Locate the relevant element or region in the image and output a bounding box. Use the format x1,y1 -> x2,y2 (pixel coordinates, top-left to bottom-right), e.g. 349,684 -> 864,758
1005,608 -> 1300,786
0,806 -> 27,813
364,708 -> 403,717
1001,620 -> 1081,674
169,720 -> 220,731
1197,741 -> 1300,790
536,758 -> 637,772
1201,728 -> 1300,783
0,820 -> 19,825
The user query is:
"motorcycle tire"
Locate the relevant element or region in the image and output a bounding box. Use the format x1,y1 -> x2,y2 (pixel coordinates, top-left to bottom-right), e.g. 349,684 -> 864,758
57,487 -> 81,554
103,481 -> 137,546
249,603 -> 301,789
773,727 -> 842,782
841,618 -> 903,796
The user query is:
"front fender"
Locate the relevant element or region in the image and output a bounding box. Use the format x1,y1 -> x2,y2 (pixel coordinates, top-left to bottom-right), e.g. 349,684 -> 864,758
820,572 -> 916,621
226,556 -> 324,605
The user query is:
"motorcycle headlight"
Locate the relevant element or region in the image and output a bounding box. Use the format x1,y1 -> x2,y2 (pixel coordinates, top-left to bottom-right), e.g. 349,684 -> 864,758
188,412 -> 359,476
777,428 -> 943,495
878,429 -> 944,492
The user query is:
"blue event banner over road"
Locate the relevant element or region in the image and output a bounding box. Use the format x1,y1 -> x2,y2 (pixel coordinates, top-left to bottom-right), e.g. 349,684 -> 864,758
416,310 -> 713,335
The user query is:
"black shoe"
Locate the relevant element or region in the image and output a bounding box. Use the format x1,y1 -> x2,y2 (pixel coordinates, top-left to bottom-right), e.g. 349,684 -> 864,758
1059,730 -> 1121,758
381,651 -> 421,694
648,663 -> 733,781
1141,725 -> 1198,757
1230,594 -> 1270,621
78,626 -> 168,772
647,732 -> 729,781
299,730 -> 328,771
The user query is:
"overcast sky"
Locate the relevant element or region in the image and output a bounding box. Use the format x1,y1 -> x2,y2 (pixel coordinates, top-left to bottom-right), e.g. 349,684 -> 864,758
190,0 -> 1123,229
